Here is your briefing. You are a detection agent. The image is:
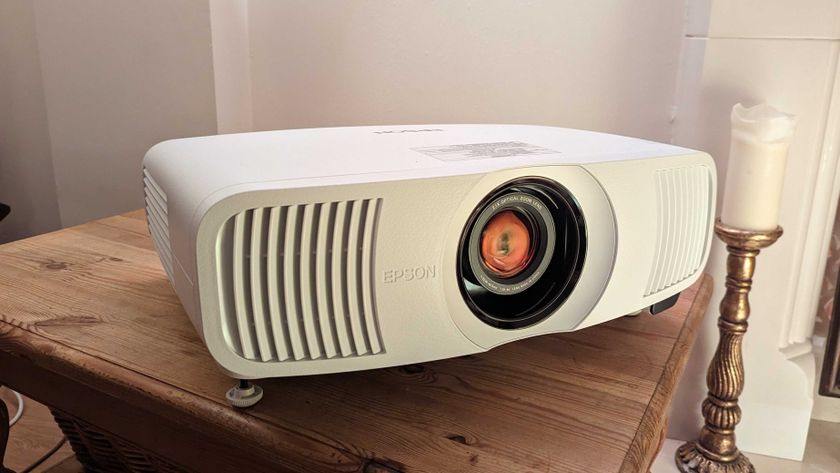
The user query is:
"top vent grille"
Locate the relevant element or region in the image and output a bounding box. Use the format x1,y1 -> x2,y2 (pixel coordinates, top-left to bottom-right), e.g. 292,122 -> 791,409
645,165 -> 712,297
143,168 -> 173,281
216,199 -> 385,362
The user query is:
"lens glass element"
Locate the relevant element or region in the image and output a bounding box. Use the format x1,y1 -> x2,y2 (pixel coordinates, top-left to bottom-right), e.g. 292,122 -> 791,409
457,178 -> 587,329
479,210 -> 534,278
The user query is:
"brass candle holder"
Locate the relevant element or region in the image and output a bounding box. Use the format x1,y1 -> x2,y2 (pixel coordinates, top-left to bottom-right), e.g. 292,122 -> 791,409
676,219 -> 783,473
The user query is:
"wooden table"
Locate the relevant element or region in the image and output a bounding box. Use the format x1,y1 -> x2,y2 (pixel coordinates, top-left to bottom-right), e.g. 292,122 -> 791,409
0,210 -> 712,473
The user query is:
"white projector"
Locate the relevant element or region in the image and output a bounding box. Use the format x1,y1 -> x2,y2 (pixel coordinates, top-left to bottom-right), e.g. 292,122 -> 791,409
143,124 -> 715,381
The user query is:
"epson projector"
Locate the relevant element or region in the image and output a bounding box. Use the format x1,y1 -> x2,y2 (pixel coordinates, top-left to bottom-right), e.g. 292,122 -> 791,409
143,124 -> 715,382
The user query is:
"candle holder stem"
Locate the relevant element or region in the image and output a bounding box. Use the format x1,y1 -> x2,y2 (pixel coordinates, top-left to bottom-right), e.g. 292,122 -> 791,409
676,220 -> 782,473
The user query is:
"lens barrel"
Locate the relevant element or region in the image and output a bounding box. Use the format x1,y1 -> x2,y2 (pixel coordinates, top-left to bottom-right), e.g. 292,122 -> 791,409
457,178 -> 586,329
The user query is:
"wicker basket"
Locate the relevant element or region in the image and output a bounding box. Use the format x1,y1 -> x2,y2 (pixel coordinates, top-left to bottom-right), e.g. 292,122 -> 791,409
51,409 -> 186,473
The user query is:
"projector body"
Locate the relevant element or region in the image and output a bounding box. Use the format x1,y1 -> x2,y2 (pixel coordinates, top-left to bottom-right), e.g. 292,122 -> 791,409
143,125 -> 715,379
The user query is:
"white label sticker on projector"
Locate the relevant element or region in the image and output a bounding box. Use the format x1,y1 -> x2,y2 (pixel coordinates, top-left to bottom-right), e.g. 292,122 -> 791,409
411,141 -> 559,161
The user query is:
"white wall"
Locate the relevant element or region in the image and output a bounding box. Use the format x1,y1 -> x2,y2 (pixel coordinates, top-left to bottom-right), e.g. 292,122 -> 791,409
209,0 -> 253,134
667,0 -> 840,461
1,0 -> 687,241
32,0 -> 219,228
0,0 -> 219,243
0,0 -> 61,242
246,0 -> 686,142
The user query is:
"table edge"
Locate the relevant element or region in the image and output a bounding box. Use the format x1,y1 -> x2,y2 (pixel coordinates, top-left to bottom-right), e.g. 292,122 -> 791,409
0,272 -> 714,472
619,274 -> 713,472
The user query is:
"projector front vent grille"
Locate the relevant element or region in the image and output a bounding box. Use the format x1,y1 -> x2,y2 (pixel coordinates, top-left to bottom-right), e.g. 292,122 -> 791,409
645,165 -> 712,297
217,199 -> 385,362
143,168 -> 173,281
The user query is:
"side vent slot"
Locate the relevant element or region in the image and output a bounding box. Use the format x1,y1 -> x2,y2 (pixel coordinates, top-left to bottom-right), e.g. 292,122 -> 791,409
645,166 -> 712,297
143,168 -> 174,281
216,199 -> 385,362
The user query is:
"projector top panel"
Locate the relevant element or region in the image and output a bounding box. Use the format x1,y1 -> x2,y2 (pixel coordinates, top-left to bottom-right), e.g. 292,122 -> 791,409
144,124 -> 698,191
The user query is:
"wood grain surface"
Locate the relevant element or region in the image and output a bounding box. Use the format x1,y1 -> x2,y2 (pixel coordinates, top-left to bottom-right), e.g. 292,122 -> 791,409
0,389 -> 76,473
0,210 -> 712,473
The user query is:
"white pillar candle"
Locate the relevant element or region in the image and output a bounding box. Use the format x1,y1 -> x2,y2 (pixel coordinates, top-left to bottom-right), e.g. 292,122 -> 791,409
720,103 -> 797,231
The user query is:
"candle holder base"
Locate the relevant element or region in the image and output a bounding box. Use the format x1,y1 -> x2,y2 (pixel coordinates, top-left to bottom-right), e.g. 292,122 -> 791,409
676,442 -> 755,473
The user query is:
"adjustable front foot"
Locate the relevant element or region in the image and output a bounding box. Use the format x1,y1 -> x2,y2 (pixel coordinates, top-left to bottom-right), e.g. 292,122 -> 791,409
226,380 -> 264,408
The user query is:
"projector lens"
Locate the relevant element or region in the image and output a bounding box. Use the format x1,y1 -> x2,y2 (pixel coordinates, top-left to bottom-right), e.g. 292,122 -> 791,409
480,210 -> 534,278
457,178 -> 586,329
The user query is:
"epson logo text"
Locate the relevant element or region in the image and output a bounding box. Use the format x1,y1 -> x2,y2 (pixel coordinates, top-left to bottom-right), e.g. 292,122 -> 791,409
382,266 -> 438,283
